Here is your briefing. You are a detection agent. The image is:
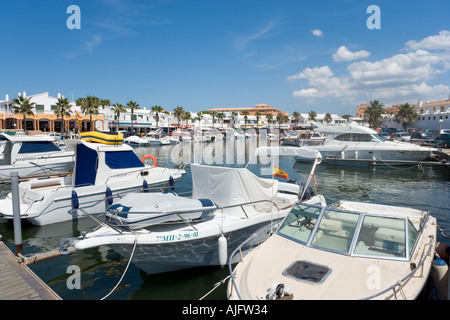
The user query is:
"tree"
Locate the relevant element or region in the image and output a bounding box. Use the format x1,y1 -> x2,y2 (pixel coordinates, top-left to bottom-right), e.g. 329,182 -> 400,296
182,111 -> 191,128
151,105 -> 164,128
231,111 -> 238,128
365,100 -> 385,129
292,111 -> 300,130
209,110 -> 218,129
308,111 -> 317,122
255,111 -> 261,131
173,106 -> 185,129
266,113 -> 273,130
276,112 -> 288,131
77,95 -> 101,131
111,103 -> 126,131
241,110 -> 250,131
395,103 -> 417,131
324,113 -> 332,124
127,101 -> 140,131
54,96 -> 72,133
217,112 -> 226,128
12,95 -> 35,133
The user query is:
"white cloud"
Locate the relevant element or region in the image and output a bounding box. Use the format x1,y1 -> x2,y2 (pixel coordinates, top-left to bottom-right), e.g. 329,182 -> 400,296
332,46 -> 371,62
405,30 -> 450,51
311,29 -> 323,37
288,31 -> 450,105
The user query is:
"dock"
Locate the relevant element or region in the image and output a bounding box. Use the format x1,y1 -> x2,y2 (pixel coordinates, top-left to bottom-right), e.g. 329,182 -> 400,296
0,241 -> 61,300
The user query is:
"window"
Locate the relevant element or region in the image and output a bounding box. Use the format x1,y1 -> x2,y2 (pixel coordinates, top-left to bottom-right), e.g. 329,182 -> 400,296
278,204 -> 321,244
19,141 -> 61,153
35,104 -> 45,114
353,216 -> 406,258
310,209 -> 359,253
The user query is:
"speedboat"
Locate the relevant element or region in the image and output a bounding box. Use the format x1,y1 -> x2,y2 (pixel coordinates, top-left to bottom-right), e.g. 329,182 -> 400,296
0,139 -> 185,226
228,200 -> 437,300
144,129 -> 170,145
0,133 -> 75,181
122,132 -> 150,146
295,123 -> 438,165
59,147 -> 326,275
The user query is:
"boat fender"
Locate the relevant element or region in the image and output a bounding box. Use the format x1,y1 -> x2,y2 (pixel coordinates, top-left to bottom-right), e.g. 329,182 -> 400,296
106,187 -> 113,205
432,256 -> 449,300
141,154 -> 157,166
436,242 -> 450,264
71,190 -> 79,209
143,180 -> 149,193
218,235 -> 227,268
169,175 -> 175,190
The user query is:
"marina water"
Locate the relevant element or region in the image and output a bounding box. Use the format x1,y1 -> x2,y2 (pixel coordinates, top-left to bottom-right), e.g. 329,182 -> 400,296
0,138 -> 449,300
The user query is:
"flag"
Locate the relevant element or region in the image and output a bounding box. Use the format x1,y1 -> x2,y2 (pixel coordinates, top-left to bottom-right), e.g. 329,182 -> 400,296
273,165 -> 289,179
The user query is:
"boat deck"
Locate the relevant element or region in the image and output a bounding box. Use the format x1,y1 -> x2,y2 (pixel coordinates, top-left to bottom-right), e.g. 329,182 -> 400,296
0,241 -> 61,300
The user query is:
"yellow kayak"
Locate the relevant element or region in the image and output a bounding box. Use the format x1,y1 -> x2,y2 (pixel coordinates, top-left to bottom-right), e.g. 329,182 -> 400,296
80,131 -> 123,145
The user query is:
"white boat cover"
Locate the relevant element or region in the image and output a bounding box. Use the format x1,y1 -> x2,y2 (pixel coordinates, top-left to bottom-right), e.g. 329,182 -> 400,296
336,201 -> 426,220
191,164 -> 278,215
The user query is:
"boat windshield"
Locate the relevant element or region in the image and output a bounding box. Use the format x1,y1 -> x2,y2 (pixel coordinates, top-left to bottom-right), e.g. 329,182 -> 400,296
333,133 -> 386,142
278,203 -> 418,260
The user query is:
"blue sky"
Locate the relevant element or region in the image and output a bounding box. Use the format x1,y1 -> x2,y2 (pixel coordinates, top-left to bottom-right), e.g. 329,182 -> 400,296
1,0 -> 449,116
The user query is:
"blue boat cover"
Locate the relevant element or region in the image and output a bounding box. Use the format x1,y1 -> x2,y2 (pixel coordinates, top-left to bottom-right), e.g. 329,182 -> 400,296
75,144 -> 98,187
19,141 -> 61,153
105,151 -> 144,169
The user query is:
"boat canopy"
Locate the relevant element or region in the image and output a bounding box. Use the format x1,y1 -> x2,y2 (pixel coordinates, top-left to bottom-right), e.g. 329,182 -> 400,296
18,141 -> 61,153
191,164 -> 278,215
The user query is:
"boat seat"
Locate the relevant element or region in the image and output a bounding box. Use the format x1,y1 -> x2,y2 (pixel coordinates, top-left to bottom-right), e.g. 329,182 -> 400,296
373,228 -> 405,254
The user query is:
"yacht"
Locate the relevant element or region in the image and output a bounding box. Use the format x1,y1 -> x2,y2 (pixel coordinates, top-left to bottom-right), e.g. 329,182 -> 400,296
228,200 -> 437,300
0,138 -> 185,226
0,133 -> 74,181
144,129 -> 170,145
295,123 -> 438,165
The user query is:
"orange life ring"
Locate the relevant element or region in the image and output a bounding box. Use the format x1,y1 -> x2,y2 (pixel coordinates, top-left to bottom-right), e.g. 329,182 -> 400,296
141,154 -> 157,166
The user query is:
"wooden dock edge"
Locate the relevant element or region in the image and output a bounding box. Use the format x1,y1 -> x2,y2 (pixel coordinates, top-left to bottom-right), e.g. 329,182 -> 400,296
0,241 -> 61,300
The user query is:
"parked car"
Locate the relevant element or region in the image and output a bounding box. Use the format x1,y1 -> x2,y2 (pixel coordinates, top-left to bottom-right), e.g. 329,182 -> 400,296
433,133 -> 450,148
410,132 -> 435,145
394,132 -> 411,142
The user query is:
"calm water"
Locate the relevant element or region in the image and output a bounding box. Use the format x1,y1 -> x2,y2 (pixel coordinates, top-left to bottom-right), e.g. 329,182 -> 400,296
0,139 -> 449,300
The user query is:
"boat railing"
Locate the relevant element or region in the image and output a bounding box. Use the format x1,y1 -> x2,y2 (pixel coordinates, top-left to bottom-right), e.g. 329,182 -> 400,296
361,234 -> 435,300
227,232 -> 267,300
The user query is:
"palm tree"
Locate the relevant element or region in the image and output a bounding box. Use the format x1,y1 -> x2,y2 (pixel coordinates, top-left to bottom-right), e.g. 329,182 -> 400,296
100,99 -> 111,109
395,103 -> 417,131
324,113 -> 332,124
241,110 -> 250,131
265,113 -> 273,130
292,111 -> 300,130
12,95 -> 35,133
173,106 -> 185,129
151,105 -> 164,128
127,101 -> 140,131
365,100 -> 385,129
54,97 -> 72,133
276,112 -> 286,131
182,111 -> 191,128
111,103 -> 126,131
255,111 -> 261,131
308,111 -> 317,122
209,110 -> 218,129
77,95 -> 101,131
217,112 -> 226,128
231,111 -> 238,128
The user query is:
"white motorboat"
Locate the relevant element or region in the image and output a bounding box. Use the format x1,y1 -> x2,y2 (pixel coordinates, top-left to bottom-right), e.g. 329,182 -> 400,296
228,200 -> 437,300
0,133 -> 74,181
59,147 -> 326,275
0,139 -> 185,226
144,129 -> 170,145
295,123 -> 438,165
123,132 -> 150,146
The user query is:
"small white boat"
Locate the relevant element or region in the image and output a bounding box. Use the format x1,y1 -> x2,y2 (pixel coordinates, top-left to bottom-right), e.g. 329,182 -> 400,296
60,147 -> 326,275
144,129 -> 170,145
0,133 -> 74,181
228,200 -> 437,300
123,132 -> 150,146
0,139 -> 185,226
